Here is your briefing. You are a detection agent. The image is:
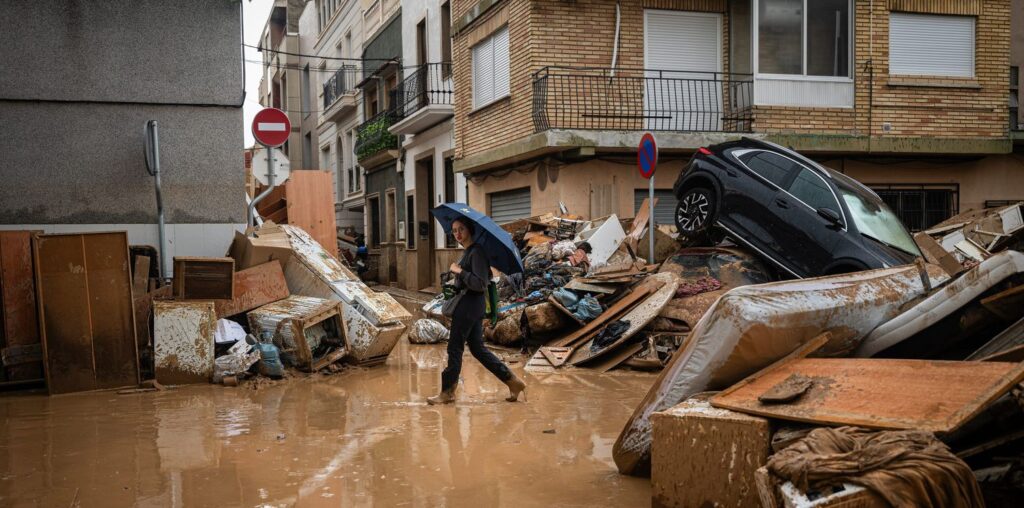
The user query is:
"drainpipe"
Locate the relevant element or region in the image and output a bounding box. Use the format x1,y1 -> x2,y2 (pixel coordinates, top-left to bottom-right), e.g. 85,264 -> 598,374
610,1 -> 621,80
144,120 -> 169,280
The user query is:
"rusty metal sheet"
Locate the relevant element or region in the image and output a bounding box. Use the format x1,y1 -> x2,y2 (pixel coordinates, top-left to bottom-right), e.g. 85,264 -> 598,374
214,260 -> 289,318
711,356 -> 1024,434
35,232 -> 139,394
0,231 -> 43,381
153,301 -> 215,384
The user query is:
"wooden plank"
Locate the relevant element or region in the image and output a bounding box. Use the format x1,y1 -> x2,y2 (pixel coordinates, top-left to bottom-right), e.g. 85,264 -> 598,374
283,170 -> 339,258
967,315 -> 1024,360
563,279 -> 618,294
0,231 -> 43,381
977,343 -> 1024,363
980,284 -> 1024,322
710,356 -> 1024,434
590,342 -> 644,373
173,257 -> 234,300
550,284 -> 654,348
214,261 -> 290,318
35,232 -> 139,394
132,255 -> 151,296
546,295 -> 585,327
83,233 -> 140,390
626,197 -> 658,252
913,232 -> 962,276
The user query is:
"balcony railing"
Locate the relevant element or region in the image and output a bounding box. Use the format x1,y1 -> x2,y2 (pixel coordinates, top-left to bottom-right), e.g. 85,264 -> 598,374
355,109 -> 400,162
323,66 -> 360,110
532,66 -> 754,133
393,63 -> 453,119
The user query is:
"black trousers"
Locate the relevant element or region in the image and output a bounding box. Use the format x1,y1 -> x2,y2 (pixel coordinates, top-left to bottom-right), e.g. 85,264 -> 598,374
441,315 -> 513,391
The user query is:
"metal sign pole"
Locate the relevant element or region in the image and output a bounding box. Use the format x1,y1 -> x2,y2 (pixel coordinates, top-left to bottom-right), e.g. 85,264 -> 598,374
648,176 -> 655,265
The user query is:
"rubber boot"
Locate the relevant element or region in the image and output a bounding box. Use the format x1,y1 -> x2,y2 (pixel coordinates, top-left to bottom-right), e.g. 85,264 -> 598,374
427,387 -> 456,405
504,375 -> 527,402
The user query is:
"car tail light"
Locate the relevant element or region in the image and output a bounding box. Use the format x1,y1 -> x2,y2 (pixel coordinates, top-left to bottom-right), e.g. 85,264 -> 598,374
697,147 -> 712,156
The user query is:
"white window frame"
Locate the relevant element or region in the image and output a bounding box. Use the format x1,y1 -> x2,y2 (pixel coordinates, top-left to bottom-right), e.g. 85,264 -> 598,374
471,25 -> 510,110
752,0 -> 854,82
888,13 -> 975,78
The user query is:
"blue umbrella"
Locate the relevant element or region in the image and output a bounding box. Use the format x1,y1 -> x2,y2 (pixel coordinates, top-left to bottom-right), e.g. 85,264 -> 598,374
430,203 -> 525,276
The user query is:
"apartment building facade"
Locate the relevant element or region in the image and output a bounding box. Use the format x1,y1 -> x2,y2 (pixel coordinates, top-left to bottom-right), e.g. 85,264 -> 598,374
258,0 -> 307,171
451,0 -> 1021,233
300,0 -> 367,232
388,0 -> 467,291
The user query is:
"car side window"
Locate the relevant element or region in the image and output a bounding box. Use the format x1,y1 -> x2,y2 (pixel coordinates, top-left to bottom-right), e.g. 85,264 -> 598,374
737,151 -> 799,187
789,167 -> 841,215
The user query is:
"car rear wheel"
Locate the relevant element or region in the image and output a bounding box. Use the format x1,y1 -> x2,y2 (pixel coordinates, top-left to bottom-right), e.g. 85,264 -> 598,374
675,187 -> 717,244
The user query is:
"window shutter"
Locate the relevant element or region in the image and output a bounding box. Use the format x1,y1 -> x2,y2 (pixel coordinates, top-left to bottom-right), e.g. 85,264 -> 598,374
493,26 -> 510,99
890,13 -> 974,78
472,37 -> 494,107
490,188 -> 532,224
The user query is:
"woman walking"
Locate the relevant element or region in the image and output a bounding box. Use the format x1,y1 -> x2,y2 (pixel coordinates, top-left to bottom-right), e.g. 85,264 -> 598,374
427,218 -> 526,405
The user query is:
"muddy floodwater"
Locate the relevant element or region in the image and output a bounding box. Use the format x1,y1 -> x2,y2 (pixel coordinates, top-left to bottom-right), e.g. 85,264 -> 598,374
0,341 -> 656,507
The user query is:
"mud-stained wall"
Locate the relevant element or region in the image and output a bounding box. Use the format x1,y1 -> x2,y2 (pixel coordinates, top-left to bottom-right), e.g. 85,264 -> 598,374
0,0 -> 243,225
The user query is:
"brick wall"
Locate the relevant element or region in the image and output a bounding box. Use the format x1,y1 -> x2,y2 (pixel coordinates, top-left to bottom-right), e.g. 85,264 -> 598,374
452,0 -> 728,161
754,0 -> 1010,140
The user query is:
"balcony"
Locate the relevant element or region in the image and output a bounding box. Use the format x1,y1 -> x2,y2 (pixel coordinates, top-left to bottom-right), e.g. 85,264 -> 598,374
322,67 -> 360,123
389,63 -> 454,135
355,109 -> 400,168
532,66 -> 753,133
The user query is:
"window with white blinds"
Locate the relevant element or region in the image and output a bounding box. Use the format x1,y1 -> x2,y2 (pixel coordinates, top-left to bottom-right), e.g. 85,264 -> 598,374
472,25 -> 510,109
889,13 -> 975,78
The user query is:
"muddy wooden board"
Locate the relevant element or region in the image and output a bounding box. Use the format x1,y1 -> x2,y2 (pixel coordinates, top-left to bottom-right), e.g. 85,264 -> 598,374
710,356 -> 1024,434
214,260 -> 289,318
153,301 -> 216,384
546,296 -> 585,327
569,273 -> 678,366
35,232 -> 139,394
0,231 -> 43,381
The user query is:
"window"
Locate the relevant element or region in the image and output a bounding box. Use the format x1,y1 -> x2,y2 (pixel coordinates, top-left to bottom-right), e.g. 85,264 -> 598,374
737,150 -> 800,187
472,25 -> 510,108
385,191 -> 397,243
320,145 -> 330,173
301,64 -> 311,115
889,13 -> 974,78
788,168 -> 839,214
441,2 -> 453,76
303,133 -> 313,170
871,185 -> 958,232
758,0 -> 849,77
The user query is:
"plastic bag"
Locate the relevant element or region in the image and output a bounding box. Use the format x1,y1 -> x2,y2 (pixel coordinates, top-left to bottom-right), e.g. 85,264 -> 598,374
409,319 -> 450,344
573,294 -> 603,322
214,319 -> 246,344
552,287 -> 579,310
213,336 -> 261,383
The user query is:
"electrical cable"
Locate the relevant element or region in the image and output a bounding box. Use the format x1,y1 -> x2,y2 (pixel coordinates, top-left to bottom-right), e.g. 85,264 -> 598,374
244,43 -> 398,62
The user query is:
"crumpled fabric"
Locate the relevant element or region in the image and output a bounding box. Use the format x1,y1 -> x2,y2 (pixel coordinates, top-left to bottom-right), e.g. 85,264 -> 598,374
591,320 -> 630,351
573,294 -> 603,322
551,240 -> 577,260
767,426 -> 984,508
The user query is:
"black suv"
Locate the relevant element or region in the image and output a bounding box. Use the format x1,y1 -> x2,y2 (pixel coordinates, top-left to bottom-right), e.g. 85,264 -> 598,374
672,138 -> 921,278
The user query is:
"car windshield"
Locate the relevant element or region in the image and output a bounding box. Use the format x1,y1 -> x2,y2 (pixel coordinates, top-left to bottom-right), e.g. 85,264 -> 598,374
839,189 -> 921,256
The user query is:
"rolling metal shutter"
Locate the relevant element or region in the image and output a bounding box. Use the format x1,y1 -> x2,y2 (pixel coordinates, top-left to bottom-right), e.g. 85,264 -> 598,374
889,13 -> 974,78
635,190 -> 679,227
489,187 -> 531,224
644,10 -> 722,130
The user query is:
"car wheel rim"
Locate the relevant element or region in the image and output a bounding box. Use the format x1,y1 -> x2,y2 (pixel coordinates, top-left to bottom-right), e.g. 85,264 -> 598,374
677,192 -> 710,232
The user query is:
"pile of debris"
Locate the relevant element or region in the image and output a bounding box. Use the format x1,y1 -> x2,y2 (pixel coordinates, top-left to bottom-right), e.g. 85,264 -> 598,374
416,199 -> 774,374
0,223 -> 411,394
607,202 -> 1024,507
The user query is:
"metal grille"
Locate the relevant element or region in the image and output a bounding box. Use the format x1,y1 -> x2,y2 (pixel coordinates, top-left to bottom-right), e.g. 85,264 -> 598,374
871,185 -> 958,232
532,66 -> 753,133
322,66 -> 360,110
394,63 -> 453,120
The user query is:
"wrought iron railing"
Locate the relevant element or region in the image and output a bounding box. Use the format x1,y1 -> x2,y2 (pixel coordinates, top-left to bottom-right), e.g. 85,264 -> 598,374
532,66 -> 754,133
355,109 -> 400,161
393,63 -> 454,120
322,67 -> 360,110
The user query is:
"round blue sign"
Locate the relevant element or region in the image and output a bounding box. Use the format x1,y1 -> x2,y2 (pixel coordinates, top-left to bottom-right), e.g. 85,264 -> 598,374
637,132 -> 658,179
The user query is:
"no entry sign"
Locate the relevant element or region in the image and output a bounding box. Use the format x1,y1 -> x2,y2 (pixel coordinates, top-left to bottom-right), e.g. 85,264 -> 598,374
252,108 -> 291,148
637,132 -> 658,179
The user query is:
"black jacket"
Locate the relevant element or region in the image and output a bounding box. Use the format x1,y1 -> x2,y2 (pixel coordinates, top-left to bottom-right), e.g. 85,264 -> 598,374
453,243 -> 490,320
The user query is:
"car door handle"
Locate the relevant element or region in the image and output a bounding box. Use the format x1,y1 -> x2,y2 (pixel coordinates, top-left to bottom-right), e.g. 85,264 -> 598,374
775,197 -> 790,209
